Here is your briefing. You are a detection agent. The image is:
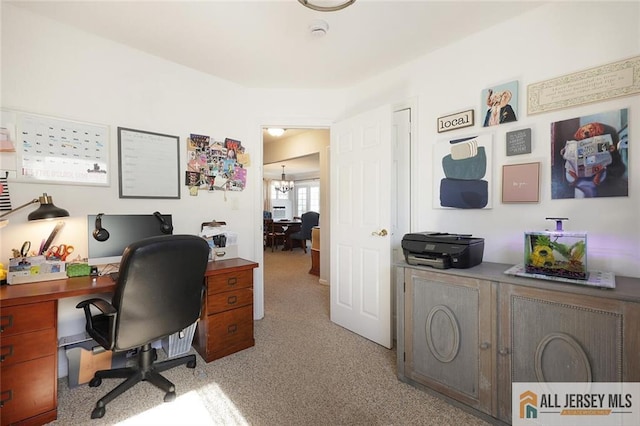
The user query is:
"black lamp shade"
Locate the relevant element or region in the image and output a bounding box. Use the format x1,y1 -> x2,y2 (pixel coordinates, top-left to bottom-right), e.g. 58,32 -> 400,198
27,194 -> 69,221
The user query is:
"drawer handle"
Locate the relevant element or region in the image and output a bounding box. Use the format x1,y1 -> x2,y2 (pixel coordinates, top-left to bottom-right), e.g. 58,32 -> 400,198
0,315 -> 13,333
227,296 -> 238,305
480,342 -> 491,350
227,277 -> 237,287
0,390 -> 12,407
0,345 -> 13,362
227,324 -> 238,334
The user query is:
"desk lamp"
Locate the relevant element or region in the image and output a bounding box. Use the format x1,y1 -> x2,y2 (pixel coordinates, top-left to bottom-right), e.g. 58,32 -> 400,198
0,193 -> 69,228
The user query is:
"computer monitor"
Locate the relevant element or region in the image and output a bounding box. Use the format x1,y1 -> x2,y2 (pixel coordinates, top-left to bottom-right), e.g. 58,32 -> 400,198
87,213 -> 173,266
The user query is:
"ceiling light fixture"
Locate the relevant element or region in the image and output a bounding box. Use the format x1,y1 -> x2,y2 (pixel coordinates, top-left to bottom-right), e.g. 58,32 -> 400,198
275,165 -> 294,194
267,128 -> 285,137
298,0 -> 356,12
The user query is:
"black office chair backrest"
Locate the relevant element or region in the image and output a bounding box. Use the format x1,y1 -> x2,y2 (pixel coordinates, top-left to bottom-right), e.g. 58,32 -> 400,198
111,235 -> 210,351
299,211 -> 320,240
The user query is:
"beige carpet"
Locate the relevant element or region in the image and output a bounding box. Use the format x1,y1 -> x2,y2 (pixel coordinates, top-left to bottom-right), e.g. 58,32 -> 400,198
51,249 -> 490,425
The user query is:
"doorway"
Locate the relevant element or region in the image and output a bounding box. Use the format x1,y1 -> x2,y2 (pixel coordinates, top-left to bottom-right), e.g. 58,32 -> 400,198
262,127 -> 329,279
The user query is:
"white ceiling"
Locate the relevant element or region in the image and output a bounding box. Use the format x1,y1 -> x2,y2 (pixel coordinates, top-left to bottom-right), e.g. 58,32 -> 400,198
7,0 -> 546,89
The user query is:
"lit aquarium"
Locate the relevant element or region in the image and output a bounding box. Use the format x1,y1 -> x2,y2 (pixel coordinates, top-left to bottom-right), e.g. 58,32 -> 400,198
524,230 -> 588,280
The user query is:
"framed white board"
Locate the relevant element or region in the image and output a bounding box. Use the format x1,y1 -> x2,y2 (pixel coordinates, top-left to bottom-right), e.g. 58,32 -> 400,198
117,127 -> 180,199
2,109 -> 110,186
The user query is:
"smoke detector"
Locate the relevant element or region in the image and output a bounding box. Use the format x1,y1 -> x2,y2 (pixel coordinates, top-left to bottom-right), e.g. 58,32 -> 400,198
309,19 -> 329,38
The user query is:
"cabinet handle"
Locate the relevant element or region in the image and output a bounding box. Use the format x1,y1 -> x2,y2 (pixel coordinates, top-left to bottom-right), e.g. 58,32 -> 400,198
480,342 -> 491,350
498,347 -> 511,356
227,295 -> 237,305
227,277 -> 237,287
0,315 -> 13,333
0,390 -> 12,407
227,324 -> 238,334
0,345 -> 13,362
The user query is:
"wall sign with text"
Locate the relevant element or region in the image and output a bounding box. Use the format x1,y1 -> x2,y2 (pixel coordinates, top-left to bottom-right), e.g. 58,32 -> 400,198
437,110 -> 474,133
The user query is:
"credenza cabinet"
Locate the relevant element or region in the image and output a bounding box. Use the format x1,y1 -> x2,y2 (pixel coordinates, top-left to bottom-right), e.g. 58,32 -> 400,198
396,262 -> 640,425
193,258 -> 258,363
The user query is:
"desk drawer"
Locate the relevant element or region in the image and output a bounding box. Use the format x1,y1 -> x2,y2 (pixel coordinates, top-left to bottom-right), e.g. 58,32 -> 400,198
207,288 -> 253,314
207,305 -> 254,355
207,270 -> 253,294
0,355 -> 56,426
1,328 -> 56,367
0,301 -> 55,337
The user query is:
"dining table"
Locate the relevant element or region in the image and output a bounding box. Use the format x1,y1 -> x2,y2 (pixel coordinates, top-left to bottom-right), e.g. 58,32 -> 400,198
274,219 -> 302,250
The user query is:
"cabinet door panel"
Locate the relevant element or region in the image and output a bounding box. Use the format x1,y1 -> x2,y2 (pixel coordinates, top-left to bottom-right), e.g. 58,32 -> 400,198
510,294 -> 622,383
403,269 -> 493,414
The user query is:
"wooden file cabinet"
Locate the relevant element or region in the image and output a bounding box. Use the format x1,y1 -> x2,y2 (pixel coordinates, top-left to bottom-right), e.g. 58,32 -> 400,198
193,258 -> 258,362
1,301 -> 58,426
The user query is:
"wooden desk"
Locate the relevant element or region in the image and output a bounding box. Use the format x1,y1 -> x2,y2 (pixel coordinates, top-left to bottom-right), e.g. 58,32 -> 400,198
0,258 -> 258,426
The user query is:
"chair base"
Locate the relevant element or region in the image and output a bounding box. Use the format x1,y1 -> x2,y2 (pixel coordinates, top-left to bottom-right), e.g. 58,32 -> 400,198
88,344 -> 196,419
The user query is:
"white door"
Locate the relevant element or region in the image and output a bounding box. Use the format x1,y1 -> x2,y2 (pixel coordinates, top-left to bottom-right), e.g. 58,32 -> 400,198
330,105 -> 392,349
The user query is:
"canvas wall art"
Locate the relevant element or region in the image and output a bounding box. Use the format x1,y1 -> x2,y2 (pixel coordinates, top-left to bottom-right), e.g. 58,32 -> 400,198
481,80 -> 519,127
551,108 -> 628,199
433,133 -> 493,209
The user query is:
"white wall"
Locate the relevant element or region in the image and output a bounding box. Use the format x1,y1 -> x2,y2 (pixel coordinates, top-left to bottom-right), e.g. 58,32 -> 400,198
344,2 -> 640,277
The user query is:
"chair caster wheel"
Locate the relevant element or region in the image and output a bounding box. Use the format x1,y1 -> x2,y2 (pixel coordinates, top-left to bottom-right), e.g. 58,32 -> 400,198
91,406 -> 106,419
164,391 -> 176,402
187,360 -> 196,369
89,377 -> 102,387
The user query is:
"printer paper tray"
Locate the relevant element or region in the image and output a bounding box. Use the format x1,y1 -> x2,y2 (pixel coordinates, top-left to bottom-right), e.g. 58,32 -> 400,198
407,254 -> 450,269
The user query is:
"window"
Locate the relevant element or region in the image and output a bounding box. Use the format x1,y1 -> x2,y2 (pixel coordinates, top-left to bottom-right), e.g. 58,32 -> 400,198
295,180 -> 320,216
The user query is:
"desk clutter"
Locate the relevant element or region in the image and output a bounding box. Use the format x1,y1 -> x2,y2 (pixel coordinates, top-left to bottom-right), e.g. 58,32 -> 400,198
200,219 -> 239,261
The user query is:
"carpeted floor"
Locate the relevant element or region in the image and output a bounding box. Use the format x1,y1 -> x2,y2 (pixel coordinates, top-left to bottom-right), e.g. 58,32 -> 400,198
51,249 -> 490,425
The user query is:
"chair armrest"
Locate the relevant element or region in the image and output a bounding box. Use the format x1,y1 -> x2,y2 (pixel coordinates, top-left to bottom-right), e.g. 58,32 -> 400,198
76,298 -> 117,315
76,298 -> 117,348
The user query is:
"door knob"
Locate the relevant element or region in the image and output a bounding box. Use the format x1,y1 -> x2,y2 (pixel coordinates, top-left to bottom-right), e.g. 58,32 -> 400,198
371,229 -> 388,237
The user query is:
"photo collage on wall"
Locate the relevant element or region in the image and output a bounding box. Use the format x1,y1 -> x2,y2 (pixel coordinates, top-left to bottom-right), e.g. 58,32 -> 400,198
185,134 -> 250,195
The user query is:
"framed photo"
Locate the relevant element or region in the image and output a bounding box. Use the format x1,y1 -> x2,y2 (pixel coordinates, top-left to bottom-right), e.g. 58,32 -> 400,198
502,162 -> 540,203
118,127 -> 180,199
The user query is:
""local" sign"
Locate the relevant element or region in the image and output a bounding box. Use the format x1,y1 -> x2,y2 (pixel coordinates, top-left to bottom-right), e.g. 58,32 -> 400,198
437,109 -> 474,133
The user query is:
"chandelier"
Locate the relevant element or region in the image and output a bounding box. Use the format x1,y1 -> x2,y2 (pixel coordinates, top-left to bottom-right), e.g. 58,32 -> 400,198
275,165 -> 294,194
298,0 -> 356,12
